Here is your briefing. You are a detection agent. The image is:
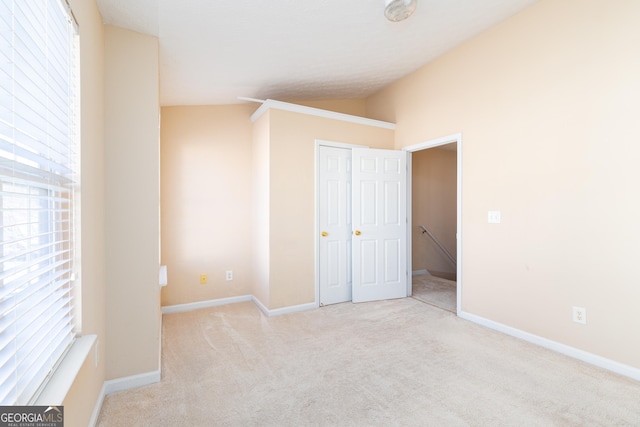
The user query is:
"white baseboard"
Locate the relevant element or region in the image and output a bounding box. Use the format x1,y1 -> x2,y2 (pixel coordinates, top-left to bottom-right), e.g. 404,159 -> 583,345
162,294 -> 317,318
459,310 -> 640,382
252,296 -> 270,316
162,295 -> 252,314
103,370 -> 161,395
251,296 -> 316,317
412,269 -> 429,276
89,371 -> 160,426
88,383 -> 106,427
266,301 -> 317,317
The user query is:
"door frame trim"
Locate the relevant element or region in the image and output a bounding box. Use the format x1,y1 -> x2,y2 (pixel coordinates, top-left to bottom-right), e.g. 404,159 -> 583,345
314,140 -> 369,307
403,133 -> 462,315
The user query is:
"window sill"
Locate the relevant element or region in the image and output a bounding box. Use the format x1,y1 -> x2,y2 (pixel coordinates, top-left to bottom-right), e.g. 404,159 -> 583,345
34,334 -> 97,405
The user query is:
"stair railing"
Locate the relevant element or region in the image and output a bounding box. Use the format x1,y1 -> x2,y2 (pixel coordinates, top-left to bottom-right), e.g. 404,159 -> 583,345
418,224 -> 456,267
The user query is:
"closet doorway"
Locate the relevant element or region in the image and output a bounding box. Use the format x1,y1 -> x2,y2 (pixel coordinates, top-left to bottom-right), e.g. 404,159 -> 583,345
316,141 -> 408,306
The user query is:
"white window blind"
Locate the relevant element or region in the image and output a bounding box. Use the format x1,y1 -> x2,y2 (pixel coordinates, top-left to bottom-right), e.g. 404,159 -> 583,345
0,0 -> 79,405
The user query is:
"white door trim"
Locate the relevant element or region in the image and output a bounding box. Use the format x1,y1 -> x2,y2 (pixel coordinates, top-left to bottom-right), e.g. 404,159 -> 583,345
403,133 -> 462,315
315,140 -> 369,307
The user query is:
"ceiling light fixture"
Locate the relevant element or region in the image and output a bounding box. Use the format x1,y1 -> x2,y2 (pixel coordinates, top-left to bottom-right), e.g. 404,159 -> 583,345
384,0 -> 417,22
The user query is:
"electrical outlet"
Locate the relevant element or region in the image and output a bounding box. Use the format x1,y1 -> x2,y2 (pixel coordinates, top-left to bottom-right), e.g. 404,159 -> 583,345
226,270 -> 233,281
200,274 -> 207,284
573,306 -> 586,324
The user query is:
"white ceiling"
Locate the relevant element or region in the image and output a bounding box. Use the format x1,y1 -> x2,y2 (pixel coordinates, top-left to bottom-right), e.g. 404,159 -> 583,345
96,0 -> 539,106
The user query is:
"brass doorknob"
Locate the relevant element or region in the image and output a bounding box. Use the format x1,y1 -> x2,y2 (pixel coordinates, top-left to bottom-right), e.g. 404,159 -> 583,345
321,231 -> 328,237
354,230 -> 361,236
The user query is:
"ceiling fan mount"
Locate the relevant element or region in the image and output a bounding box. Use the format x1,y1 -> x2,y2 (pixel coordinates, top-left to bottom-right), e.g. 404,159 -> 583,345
384,0 -> 417,22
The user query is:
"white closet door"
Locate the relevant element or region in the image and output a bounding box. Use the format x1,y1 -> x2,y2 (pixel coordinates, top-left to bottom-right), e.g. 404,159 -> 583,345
351,148 -> 407,303
318,146 -> 352,305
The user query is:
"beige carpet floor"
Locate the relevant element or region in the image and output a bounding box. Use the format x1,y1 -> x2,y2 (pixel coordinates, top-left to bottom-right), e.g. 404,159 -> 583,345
412,274 -> 457,313
98,299 -> 640,426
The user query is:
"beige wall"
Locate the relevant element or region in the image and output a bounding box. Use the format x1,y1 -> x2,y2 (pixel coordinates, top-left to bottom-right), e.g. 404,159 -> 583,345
62,1 -> 106,426
367,0 -> 640,368
104,26 -> 161,379
160,105 -> 394,310
412,147 -> 457,277
161,105 -> 255,306
267,109 -> 395,308
58,9 -> 162,425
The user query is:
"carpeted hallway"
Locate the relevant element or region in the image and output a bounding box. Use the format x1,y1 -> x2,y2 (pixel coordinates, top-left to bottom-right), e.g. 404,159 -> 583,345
412,274 -> 457,313
97,298 -> 640,426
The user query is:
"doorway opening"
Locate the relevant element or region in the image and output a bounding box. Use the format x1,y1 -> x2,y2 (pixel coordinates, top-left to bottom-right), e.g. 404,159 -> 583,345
404,134 -> 462,314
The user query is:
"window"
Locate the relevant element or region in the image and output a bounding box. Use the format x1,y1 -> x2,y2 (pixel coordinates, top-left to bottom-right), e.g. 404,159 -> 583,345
0,0 -> 79,405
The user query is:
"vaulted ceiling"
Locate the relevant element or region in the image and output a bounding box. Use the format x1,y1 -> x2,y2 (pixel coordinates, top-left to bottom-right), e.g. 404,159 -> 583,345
96,0 -> 539,106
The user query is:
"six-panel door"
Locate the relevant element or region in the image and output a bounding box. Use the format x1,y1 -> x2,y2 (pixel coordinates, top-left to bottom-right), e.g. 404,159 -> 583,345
351,148 -> 407,303
318,146 -> 353,305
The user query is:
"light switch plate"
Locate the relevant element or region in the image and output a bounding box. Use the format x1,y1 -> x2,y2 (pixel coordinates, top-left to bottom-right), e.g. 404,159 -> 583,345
488,210 -> 501,224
